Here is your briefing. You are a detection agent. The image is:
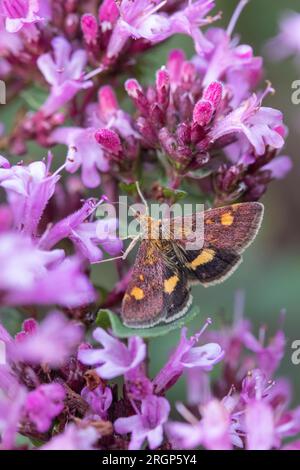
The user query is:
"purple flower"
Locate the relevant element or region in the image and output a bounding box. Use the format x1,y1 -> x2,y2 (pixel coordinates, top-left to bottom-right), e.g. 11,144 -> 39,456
37,37 -> 92,116
15,318 -> 37,342
50,85 -> 138,188
266,11 -> 300,64
0,232 -> 95,307
166,420 -> 203,450
209,92 -> 285,156
199,28 -> 262,104
5,311 -> 83,367
78,328 -> 146,379
125,364 -> 153,401
1,0 -> 50,34
168,0 -> 217,55
200,399 -> 232,450
24,383 -> 65,433
41,424 -> 98,450
0,16 -> 23,55
50,127 -> 109,188
245,400 -> 274,450
167,399 -> 235,450
114,395 -> 170,450
106,0 -> 217,60
0,160 -> 60,236
40,198 -> 122,263
81,384 -> 112,419
153,321 -> 224,394
242,326 -> 285,376
262,155 -> 292,180
0,385 -> 26,450
106,0 -> 170,59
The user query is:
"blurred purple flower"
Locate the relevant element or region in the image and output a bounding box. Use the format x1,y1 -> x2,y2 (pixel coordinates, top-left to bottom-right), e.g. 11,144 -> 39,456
78,328 -> 146,379
0,160 -> 60,236
15,318 -> 37,342
245,400 -> 274,450
199,27 -> 262,102
265,11 -> 300,64
114,395 -> 170,450
0,0 -> 50,34
0,233 -> 95,307
242,326 -> 285,376
201,399 -> 232,450
40,198 -> 122,263
106,0 -> 170,59
125,364 -> 153,401
41,424 -> 98,450
81,384 -> 112,419
154,321 -> 224,394
37,37 -> 92,116
106,0 -> 217,60
24,383 -> 65,433
166,419 -> 203,450
209,91 -> 285,156
6,311 -> 83,367
167,399 -> 232,450
0,16 -> 23,57
262,156 -> 292,180
0,386 -> 26,450
50,85 -> 138,188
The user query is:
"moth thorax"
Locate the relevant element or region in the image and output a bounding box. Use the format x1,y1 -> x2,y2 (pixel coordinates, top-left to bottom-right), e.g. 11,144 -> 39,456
139,215 -> 163,240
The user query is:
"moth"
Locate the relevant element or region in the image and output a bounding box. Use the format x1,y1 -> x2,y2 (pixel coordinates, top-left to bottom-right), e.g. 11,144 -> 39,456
103,184 -> 264,329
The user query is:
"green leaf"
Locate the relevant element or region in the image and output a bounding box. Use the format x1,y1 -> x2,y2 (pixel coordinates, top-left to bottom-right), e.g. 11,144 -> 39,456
96,306 -> 200,338
162,187 -> 187,202
119,182 -> 138,196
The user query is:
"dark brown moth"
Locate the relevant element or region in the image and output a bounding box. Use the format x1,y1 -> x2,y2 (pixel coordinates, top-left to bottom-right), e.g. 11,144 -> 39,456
100,185 -> 264,328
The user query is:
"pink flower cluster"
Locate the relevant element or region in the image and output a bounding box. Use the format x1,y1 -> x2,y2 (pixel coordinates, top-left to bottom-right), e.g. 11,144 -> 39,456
1,304 -> 299,450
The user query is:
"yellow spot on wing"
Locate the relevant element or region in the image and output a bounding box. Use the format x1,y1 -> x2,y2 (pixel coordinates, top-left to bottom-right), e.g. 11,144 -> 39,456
221,212 -> 234,226
139,274 -> 144,281
130,286 -> 144,300
187,249 -> 215,270
164,275 -> 179,294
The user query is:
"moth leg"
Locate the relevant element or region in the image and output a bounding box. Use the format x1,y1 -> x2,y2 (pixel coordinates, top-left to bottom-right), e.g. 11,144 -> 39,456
91,236 -> 140,264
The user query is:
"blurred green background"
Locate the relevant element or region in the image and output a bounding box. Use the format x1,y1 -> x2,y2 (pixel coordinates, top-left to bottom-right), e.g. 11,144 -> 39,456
0,0 -> 299,408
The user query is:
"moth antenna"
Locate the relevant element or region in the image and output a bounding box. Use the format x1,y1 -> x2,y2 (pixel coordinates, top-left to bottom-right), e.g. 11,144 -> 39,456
135,181 -> 149,215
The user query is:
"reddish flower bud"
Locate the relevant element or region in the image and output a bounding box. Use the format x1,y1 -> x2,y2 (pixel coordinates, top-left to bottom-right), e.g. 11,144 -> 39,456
125,79 -> 143,99
98,86 -> 118,121
98,0 -> 119,25
181,61 -> 197,84
81,14 -> 98,44
156,67 -> 170,106
95,129 -> 122,154
167,49 -> 186,82
203,81 -> 223,109
193,100 -> 214,127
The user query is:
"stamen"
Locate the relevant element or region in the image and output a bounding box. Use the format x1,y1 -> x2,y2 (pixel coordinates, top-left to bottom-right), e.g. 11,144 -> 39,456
84,64 -> 105,81
227,0 -> 250,37
143,0 -> 167,20
192,317 -> 212,343
51,156 -> 74,178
